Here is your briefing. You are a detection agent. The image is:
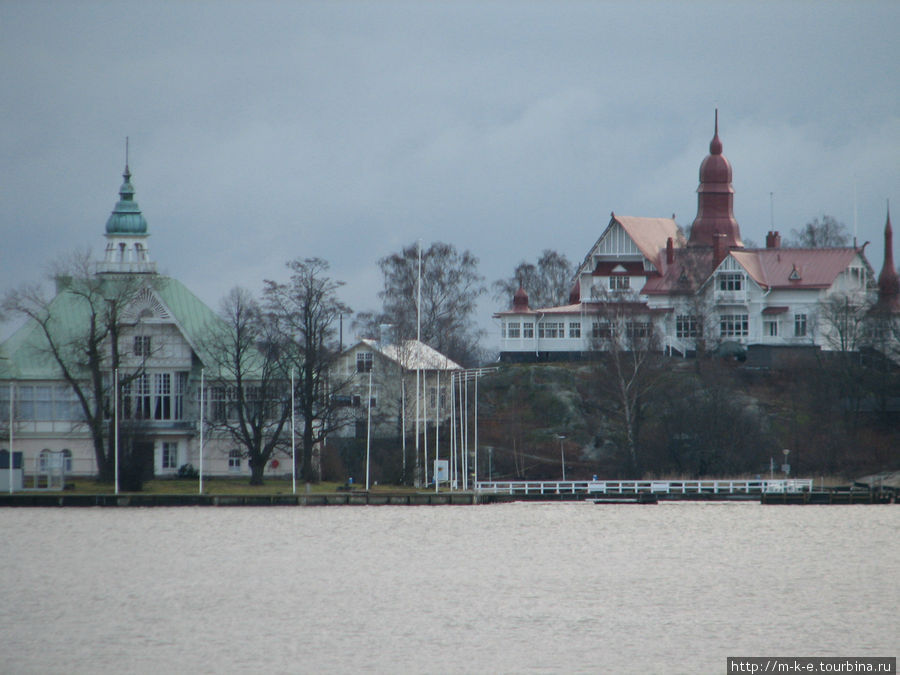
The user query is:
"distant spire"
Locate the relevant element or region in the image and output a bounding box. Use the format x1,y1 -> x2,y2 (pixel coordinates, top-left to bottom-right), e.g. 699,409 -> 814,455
875,200 -> 899,312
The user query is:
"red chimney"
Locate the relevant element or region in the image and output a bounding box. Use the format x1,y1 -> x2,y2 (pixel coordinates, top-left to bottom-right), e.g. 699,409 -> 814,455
713,233 -> 728,269
766,231 -> 781,249
666,237 -> 674,265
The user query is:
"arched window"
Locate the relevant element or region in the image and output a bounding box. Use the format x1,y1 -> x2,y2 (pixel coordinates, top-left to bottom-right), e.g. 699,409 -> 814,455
39,449 -> 52,471
61,449 -> 72,473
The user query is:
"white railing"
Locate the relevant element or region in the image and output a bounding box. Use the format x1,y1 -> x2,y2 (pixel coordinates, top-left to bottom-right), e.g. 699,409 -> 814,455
476,479 -> 813,495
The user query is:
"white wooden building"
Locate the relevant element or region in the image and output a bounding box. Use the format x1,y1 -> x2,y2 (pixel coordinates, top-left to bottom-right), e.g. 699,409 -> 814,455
496,117 -> 886,363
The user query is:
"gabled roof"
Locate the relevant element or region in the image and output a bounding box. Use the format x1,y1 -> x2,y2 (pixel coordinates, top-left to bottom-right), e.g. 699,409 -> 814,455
578,215 -> 680,277
0,275 -> 227,380
613,216 -> 681,270
354,338 -> 462,372
730,248 -> 861,290
642,247 -> 714,295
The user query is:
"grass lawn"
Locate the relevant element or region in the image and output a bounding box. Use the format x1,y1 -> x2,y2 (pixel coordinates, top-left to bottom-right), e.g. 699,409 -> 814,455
39,478 -> 423,496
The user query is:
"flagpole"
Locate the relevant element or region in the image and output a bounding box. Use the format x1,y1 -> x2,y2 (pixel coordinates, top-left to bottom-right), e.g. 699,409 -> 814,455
9,382 -> 14,494
365,368 -> 373,491
291,367 -> 296,495
415,240 -> 422,486
434,370 -> 439,494
114,368 -> 119,495
199,368 -> 204,495
474,372 -> 479,489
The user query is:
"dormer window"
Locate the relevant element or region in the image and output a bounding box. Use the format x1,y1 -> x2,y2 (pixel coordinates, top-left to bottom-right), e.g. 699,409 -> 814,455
609,268 -> 630,291
789,265 -> 802,281
718,273 -> 743,291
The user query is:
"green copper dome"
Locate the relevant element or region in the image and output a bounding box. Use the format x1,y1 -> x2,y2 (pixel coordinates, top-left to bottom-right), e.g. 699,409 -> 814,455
105,166 -> 148,234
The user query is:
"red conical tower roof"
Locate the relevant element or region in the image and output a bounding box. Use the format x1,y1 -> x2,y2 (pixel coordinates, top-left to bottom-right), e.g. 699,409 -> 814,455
513,286 -> 530,311
876,203 -> 899,312
688,110 -> 743,249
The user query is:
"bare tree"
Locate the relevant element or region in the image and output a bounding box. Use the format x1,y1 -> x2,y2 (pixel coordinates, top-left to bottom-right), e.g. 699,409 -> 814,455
263,258 -> 352,483
1,250 -> 150,484
200,287 -> 292,485
587,289 -> 668,475
364,241 -> 486,366
786,215 -> 850,248
493,249 -> 575,310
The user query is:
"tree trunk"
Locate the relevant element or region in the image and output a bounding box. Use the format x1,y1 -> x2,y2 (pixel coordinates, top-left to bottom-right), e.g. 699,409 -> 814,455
249,457 -> 265,485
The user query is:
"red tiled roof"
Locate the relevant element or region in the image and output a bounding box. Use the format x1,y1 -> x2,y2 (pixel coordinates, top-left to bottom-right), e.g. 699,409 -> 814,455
642,247 -> 714,295
731,248 -> 861,290
614,216 -> 681,270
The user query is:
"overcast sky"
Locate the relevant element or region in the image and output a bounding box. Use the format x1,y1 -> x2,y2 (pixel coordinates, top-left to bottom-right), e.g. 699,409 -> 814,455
2,1 -> 898,347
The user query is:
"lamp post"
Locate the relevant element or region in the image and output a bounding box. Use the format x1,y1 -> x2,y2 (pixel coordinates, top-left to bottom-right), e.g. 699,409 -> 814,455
782,448 -> 791,482
558,435 -> 566,482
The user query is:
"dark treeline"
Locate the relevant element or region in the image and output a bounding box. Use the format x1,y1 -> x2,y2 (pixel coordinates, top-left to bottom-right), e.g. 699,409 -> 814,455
475,353 -> 899,481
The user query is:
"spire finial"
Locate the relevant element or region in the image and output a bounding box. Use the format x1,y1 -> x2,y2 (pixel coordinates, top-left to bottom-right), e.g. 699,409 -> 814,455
709,109 -> 722,155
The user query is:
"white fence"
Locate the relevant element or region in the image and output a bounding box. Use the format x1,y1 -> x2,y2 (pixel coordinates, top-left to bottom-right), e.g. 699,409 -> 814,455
476,478 -> 813,496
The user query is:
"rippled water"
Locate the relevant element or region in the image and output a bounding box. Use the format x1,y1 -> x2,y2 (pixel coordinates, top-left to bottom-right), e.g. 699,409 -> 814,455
2,502 -> 896,674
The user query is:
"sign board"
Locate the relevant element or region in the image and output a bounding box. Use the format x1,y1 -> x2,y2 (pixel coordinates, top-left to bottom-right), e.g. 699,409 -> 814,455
433,459 -> 449,483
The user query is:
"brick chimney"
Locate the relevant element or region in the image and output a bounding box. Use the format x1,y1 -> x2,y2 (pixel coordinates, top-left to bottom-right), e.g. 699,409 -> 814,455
666,237 -> 674,265
713,233 -> 728,269
766,231 -> 782,249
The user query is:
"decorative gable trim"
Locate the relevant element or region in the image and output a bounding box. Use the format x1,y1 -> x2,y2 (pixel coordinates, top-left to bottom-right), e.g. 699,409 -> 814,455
123,286 -> 171,323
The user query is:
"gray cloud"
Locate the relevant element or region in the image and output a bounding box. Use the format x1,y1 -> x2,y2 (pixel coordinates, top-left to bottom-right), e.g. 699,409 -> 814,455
2,1 -> 898,344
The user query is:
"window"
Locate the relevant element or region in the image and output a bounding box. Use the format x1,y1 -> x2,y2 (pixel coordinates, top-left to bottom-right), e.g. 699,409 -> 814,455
719,314 -> 749,338
162,442 -> 178,470
356,352 -> 373,373
134,336 -> 151,356
609,276 -> 630,291
568,322 -> 581,339
718,273 -> 743,291
123,374 -> 151,419
55,386 -> 79,420
676,315 -> 701,339
174,372 -> 188,420
153,373 -> 171,420
794,314 -> 808,337
507,322 -> 520,339
626,322 -> 651,338
7,386 -> 80,421
538,322 -> 564,339
209,386 -> 227,420
523,322 -> 534,339
61,449 -> 72,473
592,322 -> 613,338
764,320 -> 778,337
228,450 -> 242,472
34,386 -> 53,420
